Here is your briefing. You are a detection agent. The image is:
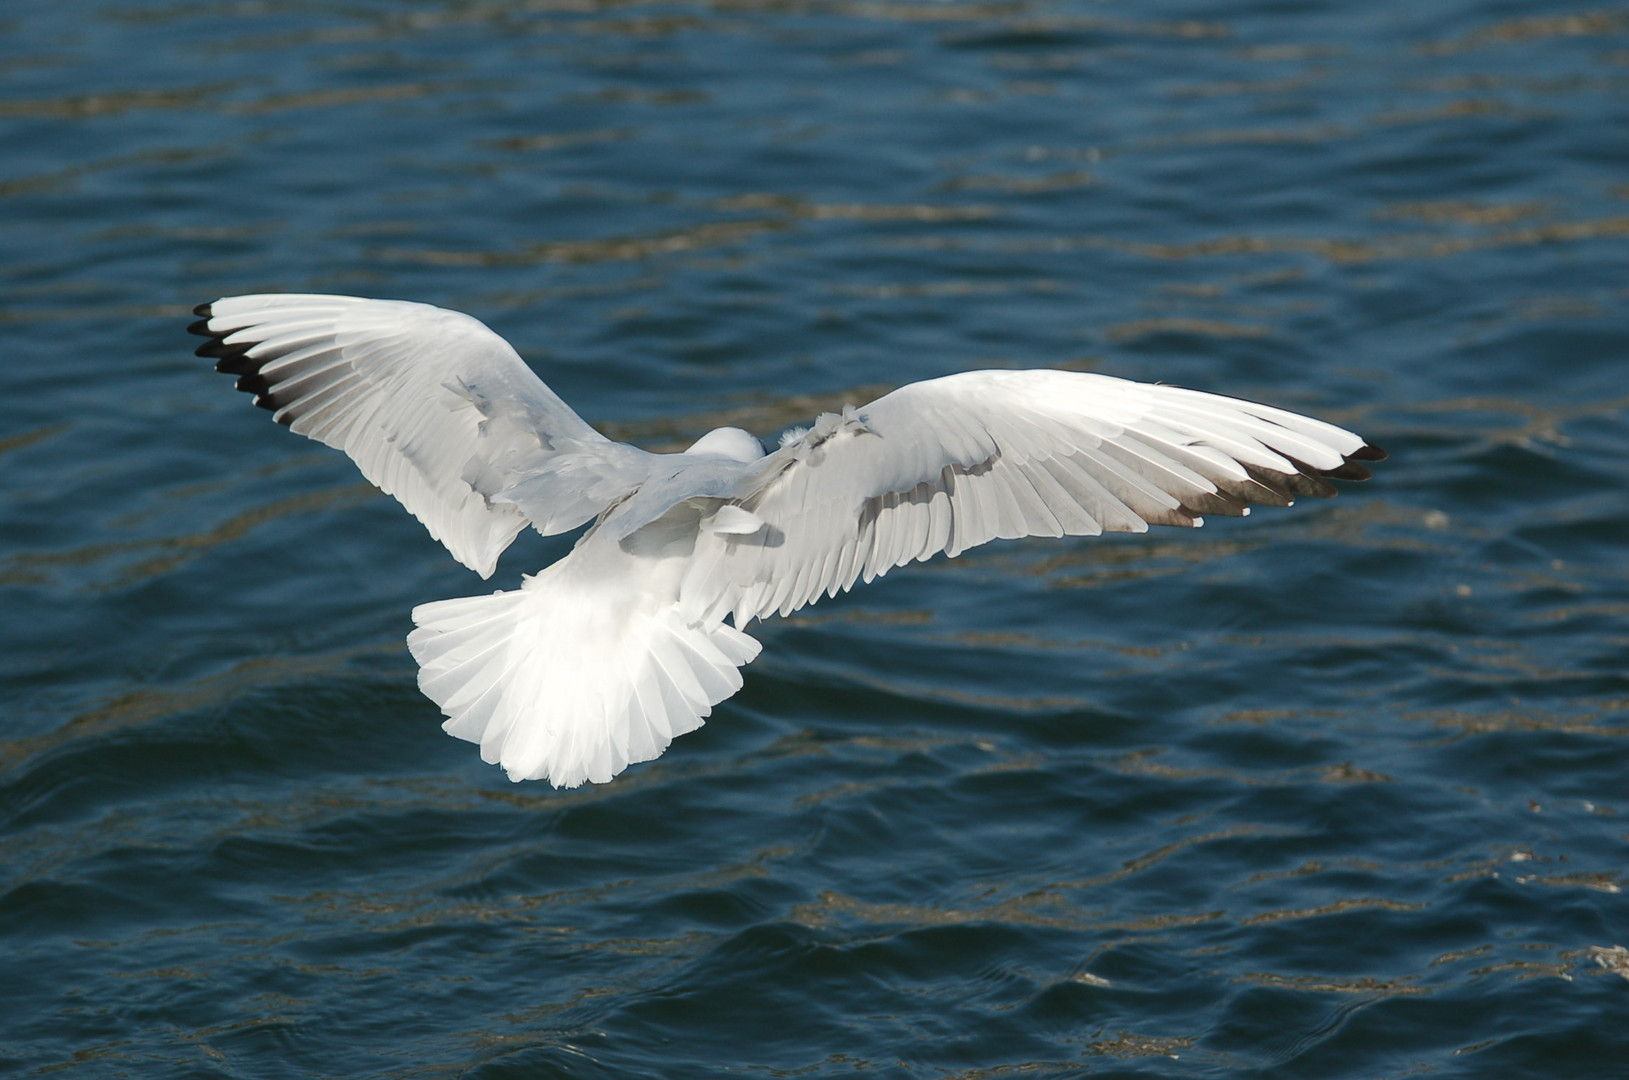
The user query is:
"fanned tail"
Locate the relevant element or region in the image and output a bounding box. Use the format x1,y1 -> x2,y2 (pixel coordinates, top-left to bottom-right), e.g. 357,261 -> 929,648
407,571 -> 761,788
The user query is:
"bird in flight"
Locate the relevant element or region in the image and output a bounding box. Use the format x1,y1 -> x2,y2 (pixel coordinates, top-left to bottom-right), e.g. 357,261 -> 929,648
192,294 -> 1384,788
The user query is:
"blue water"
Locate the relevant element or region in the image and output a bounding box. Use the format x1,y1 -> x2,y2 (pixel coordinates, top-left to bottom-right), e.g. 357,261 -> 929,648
2,1 -> 1627,1076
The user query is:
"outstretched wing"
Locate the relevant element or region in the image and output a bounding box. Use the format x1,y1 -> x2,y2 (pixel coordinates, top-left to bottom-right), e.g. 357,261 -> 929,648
681,369 -> 1384,625
192,294 -> 654,577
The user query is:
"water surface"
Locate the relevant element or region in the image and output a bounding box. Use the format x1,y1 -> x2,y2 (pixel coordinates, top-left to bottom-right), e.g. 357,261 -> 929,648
1,1 -> 1627,1076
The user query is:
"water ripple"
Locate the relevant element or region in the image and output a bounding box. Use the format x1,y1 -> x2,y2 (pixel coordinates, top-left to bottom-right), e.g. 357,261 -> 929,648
2,0 -> 1626,1075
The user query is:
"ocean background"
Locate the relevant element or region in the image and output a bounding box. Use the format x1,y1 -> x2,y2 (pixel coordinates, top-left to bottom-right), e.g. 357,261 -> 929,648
2,0 -> 1627,1076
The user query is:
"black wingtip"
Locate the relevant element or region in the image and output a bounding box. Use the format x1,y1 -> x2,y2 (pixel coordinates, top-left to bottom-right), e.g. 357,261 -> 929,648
214,353 -> 257,376
243,374 -> 283,413
1351,444 -> 1388,462
1244,461 -> 1338,501
1325,461 -> 1373,482
192,301 -> 284,418
195,338 -> 251,360
236,372 -> 274,399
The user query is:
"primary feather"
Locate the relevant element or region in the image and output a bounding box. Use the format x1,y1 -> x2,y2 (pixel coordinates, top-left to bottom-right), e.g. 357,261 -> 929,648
193,293 -> 1384,787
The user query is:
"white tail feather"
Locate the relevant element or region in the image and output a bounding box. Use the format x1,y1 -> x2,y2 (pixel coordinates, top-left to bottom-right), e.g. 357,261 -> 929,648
407,570 -> 761,788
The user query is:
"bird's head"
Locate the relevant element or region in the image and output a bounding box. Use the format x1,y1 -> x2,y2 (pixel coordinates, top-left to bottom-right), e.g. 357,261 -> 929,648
683,426 -> 765,463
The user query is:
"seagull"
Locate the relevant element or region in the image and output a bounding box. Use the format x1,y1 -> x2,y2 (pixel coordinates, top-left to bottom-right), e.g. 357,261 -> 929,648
191,293 -> 1384,788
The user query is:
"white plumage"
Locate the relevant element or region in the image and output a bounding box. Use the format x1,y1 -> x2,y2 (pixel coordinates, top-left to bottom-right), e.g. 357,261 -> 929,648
193,293 -> 1384,788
